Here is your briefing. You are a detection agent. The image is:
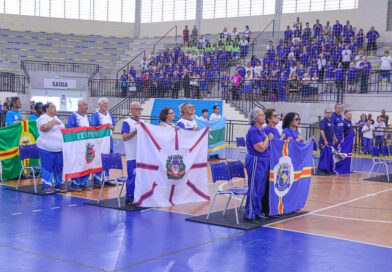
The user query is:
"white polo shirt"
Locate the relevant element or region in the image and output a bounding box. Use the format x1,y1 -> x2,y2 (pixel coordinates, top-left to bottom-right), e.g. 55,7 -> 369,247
209,113 -> 222,122
177,117 -> 198,130
122,117 -> 144,161
36,114 -> 65,152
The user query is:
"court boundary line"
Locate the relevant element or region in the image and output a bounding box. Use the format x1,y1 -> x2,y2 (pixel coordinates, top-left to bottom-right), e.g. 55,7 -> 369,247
264,226 -> 392,250
312,213 -> 392,224
264,187 -> 392,226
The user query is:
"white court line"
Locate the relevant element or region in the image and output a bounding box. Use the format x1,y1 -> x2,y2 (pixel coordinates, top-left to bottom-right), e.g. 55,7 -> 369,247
50,207 -> 61,210
264,226 -> 392,250
32,209 -> 42,213
68,204 -> 78,207
11,212 -> 23,216
265,187 -> 392,226
312,214 -> 392,224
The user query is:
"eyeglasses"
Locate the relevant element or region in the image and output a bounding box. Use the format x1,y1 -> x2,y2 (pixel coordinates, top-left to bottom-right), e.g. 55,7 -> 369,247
168,111 -> 175,114
325,111 -> 332,114
272,114 -> 279,117
132,108 -> 143,111
294,118 -> 301,121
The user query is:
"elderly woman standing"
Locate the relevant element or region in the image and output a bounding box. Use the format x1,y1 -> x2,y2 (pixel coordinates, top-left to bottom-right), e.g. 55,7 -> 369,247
36,102 -> 66,194
159,107 -> 176,128
245,108 -> 272,222
91,97 -> 116,186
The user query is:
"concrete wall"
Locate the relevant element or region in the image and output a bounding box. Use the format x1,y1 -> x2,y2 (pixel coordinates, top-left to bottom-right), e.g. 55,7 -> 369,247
0,14 -> 134,37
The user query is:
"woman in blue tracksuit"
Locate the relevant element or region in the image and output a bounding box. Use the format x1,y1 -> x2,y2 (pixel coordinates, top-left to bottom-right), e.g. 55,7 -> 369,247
280,112 -> 304,142
91,97 -> 116,185
245,108 -> 271,222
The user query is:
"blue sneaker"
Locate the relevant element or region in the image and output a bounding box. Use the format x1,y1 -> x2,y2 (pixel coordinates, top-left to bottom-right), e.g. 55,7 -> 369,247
70,184 -> 82,192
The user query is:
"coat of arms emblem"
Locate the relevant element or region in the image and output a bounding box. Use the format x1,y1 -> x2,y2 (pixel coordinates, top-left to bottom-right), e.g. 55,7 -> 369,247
85,143 -> 95,164
166,155 -> 186,180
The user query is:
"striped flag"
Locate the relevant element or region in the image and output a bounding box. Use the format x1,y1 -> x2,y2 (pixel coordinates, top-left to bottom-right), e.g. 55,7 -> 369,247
195,117 -> 226,155
0,120 -> 39,181
269,139 -> 313,216
134,123 -> 209,207
61,124 -> 111,180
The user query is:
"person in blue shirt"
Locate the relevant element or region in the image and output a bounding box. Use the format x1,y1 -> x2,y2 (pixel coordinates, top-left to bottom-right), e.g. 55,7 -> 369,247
324,61 -> 335,92
313,19 -> 323,38
281,112 -> 304,142
28,102 -> 44,120
366,26 -> 380,56
347,62 -> 357,93
284,26 -> 292,45
120,70 -> 129,98
356,29 -> 364,50
66,99 -> 94,190
318,108 -> 337,175
91,97 -> 116,185
335,110 -> 355,174
333,20 -> 343,41
263,109 -> 280,139
244,108 -> 271,221
331,103 -> 344,147
277,72 -> 287,102
5,96 -> 23,127
333,62 -> 344,98
343,110 -> 354,138
359,56 -> 371,93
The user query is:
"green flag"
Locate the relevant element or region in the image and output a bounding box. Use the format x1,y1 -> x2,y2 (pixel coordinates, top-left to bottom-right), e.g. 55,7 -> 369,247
195,117 -> 226,155
0,120 -> 39,181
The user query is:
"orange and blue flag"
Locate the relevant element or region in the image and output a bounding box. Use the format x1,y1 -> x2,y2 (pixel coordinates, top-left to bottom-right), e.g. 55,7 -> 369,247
268,139 -> 313,216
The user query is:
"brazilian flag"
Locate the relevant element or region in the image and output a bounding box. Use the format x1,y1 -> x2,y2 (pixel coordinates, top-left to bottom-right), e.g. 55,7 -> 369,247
0,120 -> 39,181
195,117 -> 226,155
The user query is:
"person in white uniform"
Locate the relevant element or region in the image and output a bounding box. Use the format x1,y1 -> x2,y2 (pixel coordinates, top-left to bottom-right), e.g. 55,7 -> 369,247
209,105 -> 222,122
36,103 -> 66,194
177,103 -> 198,131
66,99 -> 93,191
122,102 -> 144,205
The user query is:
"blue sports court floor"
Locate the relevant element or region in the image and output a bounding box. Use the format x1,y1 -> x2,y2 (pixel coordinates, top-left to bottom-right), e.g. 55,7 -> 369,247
1,171 -> 392,272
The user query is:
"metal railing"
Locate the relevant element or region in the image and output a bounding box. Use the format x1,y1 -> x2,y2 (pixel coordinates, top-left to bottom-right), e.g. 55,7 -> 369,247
250,19 -> 275,57
0,73 -> 27,93
152,25 -> 178,54
115,50 -> 146,81
21,60 -> 99,74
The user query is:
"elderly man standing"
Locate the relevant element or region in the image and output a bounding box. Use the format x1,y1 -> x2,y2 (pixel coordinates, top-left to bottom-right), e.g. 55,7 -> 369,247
318,108 -> 337,175
66,99 -> 94,191
122,102 -> 144,205
331,103 -> 344,149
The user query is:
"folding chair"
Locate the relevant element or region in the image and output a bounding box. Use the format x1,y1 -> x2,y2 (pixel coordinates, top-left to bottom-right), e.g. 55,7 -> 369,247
97,153 -> 127,208
16,144 -> 41,193
207,162 -> 247,225
368,146 -> 389,181
235,137 -> 247,160
226,160 -> 248,211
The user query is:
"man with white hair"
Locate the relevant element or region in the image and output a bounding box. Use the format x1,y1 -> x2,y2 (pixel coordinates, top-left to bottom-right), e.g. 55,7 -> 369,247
66,99 -> 94,191
91,97 -> 116,186
122,102 -> 144,205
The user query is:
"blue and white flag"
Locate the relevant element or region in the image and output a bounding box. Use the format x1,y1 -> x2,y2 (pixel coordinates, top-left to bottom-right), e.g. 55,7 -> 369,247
195,117 -> 226,156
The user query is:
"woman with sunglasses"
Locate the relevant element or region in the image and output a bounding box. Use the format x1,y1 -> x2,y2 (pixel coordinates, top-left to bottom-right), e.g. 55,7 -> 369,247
244,108 -> 272,222
263,108 -> 281,139
159,107 -> 176,128
281,112 -> 304,142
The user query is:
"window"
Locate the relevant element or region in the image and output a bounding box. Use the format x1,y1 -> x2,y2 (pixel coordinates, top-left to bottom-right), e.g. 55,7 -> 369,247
108,0 -> 122,22
20,0 -> 35,16
51,0 -> 65,18
5,0 -> 20,15
142,0 -> 195,23
282,0 -> 357,13
202,0 -> 275,19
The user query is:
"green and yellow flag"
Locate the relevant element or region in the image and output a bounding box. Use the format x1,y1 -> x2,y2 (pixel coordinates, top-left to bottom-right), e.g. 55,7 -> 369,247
0,120 -> 39,181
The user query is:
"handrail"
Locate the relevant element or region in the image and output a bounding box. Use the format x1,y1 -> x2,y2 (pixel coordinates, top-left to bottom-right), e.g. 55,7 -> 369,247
116,50 -> 146,80
250,19 -> 275,57
20,61 -> 30,83
152,25 -> 178,54
21,60 -> 99,73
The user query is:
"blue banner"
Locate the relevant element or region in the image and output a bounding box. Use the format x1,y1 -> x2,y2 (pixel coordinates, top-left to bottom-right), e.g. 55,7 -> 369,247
195,118 -> 226,155
269,139 -> 313,216
335,133 -> 354,174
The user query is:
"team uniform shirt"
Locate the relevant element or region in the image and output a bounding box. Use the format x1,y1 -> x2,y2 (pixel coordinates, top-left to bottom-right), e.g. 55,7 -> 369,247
66,112 -> 90,128
159,122 -> 175,128
91,110 -> 116,129
263,126 -> 280,139
331,112 -> 344,140
177,117 -> 198,130
319,117 -> 334,145
362,125 -> 374,139
374,121 -> 386,137
209,113 -> 221,122
281,128 -> 301,141
380,56 -> 392,70
36,114 -> 65,152
197,116 -> 209,122
343,119 -> 354,137
5,109 -> 22,126
28,114 -> 39,120
246,125 -> 270,157
122,117 -> 144,161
